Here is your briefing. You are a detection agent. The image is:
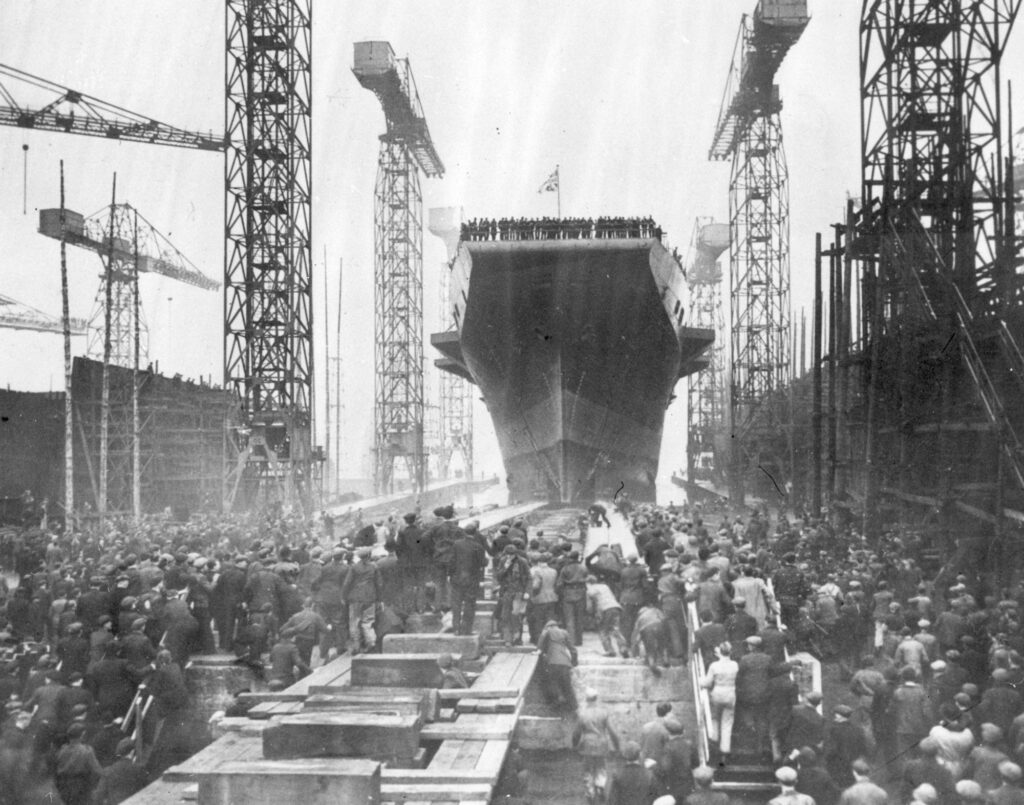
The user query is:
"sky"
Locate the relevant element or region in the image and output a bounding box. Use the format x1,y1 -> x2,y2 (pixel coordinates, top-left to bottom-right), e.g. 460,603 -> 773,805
0,1 -> 1021,495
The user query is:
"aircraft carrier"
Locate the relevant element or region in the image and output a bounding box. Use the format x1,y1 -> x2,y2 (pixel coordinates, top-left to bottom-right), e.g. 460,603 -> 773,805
431,218 -> 714,504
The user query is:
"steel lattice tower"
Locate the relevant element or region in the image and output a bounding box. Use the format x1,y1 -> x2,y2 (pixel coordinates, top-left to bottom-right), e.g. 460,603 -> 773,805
225,0 -> 313,509
858,0 -> 1023,532
374,139 -> 425,493
729,113 -> 791,487
438,263 -> 473,483
353,42 -> 445,496
686,218 -> 729,487
709,3 -> 807,503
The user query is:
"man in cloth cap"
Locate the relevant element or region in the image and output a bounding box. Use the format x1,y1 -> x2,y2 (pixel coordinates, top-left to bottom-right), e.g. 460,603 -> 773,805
825,705 -> 870,789
573,688 -> 621,805
770,766 -> 815,805
340,547 -> 381,655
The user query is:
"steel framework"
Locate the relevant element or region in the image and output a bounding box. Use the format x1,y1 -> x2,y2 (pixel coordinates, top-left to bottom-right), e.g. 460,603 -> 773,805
225,0 -> 313,509
709,2 -> 807,503
438,263 -> 473,483
857,0 -> 1023,537
373,141 -> 426,493
685,218 -> 728,486
354,42 -> 444,495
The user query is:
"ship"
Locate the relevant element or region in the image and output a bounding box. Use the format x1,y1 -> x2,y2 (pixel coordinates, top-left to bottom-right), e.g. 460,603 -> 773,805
430,216 -> 714,504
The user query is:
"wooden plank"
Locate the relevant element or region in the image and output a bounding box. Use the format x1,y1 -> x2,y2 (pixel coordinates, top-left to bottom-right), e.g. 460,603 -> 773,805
452,739 -> 486,770
420,715 -> 515,742
238,692 -> 307,704
470,653 -> 523,690
437,688 -> 518,701
164,734 -> 263,782
474,740 -> 509,781
506,653 -> 539,691
427,740 -> 464,770
380,769 -> 494,785
379,783 -> 491,800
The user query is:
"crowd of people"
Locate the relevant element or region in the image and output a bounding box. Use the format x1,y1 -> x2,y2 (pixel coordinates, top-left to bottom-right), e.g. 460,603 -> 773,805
550,498 -> 1024,805
460,216 -> 665,242
5,492 -> 1024,805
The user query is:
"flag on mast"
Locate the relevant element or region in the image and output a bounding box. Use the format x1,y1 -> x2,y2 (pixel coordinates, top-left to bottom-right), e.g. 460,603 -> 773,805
537,166 -> 559,194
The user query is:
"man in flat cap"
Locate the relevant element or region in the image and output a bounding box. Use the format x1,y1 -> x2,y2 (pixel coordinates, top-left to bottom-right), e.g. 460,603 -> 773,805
770,766 -> 814,805
736,634 -> 773,754
340,547 -> 381,655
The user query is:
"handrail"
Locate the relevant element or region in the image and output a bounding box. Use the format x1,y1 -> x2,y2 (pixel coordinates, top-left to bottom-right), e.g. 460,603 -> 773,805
685,596 -> 713,766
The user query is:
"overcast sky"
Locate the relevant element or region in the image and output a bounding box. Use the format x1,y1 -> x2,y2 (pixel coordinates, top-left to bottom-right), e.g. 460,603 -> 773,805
0,2 -> 1021,494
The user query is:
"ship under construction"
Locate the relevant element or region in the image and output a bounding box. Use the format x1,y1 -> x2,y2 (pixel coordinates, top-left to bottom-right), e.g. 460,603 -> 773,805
432,217 -> 714,504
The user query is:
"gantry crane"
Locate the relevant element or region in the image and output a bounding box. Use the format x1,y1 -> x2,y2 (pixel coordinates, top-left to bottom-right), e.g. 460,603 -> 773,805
0,293 -> 87,335
0,63 -> 224,151
38,204 -> 218,367
708,0 -> 808,504
0,20 -> 315,514
353,41 -> 444,495
685,219 -> 730,489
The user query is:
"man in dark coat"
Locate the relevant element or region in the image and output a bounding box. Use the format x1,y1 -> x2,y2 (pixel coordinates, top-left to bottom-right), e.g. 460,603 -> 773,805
556,551 -> 589,647
57,622 -> 92,679
313,549 -> 349,658
92,737 -> 148,804
726,598 -> 759,652
693,610 -> 728,667
212,558 -> 248,651
773,553 -> 811,627
395,512 -> 432,612
824,704 -> 870,789
795,747 -> 840,805
736,635 -> 773,754
85,644 -> 139,720
449,529 -> 487,636
243,560 -> 287,622
340,547 -> 381,654
785,690 -> 826,755
607,741 -> 656,805
979,669 -> 1024,736
54,722 -> 103,805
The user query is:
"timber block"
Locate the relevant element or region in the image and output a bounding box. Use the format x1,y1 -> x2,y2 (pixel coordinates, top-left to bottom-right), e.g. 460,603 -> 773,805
262,712 -> 422,760
351,653 -> 446,688
307,685 -> 439,722
196,758 -> 380,805
382,632 -> 483,659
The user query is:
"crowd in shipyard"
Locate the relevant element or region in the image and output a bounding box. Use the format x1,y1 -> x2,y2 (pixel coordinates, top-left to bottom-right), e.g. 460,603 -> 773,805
1,494 -> 1024,805
460,216 -> 664,242
562,498 -> 1024,805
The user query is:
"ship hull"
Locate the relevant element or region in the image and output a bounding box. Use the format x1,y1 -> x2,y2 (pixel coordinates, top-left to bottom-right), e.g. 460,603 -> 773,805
433,235 -> 712,504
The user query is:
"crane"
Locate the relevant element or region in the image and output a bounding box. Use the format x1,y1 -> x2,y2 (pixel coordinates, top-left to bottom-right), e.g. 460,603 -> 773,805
38,204 -> 218,368
709,0 -> 808,504
0,63 -> 224,151
0,13 -> 313,515
353,41 -> 444,495
0,293 -> 87,335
